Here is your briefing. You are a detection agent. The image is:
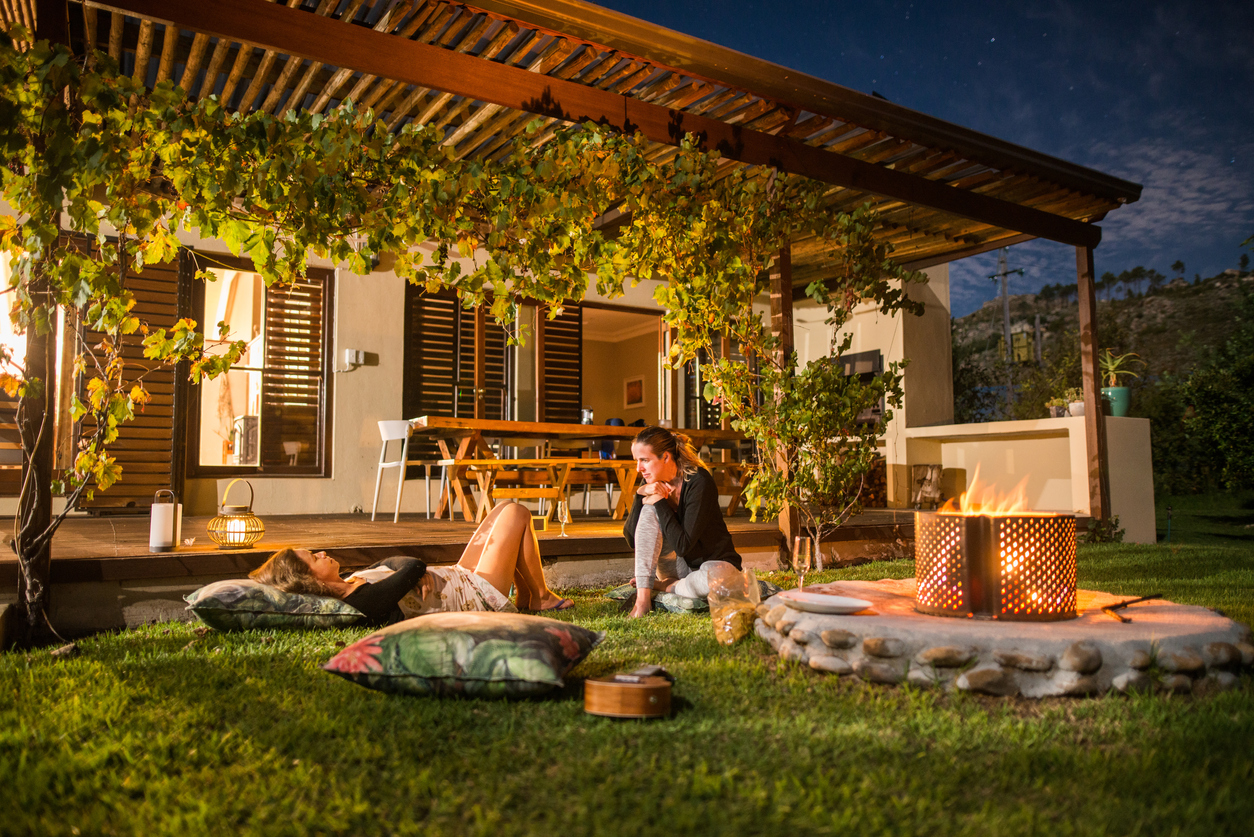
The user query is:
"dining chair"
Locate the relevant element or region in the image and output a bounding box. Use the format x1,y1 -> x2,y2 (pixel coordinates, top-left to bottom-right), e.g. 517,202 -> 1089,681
371,420 -> 441,522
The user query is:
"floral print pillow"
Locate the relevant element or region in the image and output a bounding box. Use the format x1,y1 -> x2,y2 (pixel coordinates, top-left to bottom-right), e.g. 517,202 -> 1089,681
185,579 -> 365,631
323,612 -> 605,698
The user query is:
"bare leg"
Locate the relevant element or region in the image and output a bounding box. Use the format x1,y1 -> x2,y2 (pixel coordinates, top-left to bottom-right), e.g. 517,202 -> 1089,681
459,502 -> 563,610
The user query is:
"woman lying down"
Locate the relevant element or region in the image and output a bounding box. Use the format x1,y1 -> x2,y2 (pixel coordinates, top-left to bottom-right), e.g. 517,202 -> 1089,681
250,501 -> 574,626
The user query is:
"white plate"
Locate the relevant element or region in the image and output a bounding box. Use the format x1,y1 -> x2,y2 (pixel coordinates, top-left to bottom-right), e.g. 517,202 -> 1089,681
777,590 -> 873,614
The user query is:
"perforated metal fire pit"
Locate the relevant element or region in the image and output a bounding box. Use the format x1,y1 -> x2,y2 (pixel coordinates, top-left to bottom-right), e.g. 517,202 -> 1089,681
915,512 -> 1078,621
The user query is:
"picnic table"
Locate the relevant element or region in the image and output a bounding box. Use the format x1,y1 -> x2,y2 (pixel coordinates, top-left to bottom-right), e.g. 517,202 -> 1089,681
409,417 -> 748,522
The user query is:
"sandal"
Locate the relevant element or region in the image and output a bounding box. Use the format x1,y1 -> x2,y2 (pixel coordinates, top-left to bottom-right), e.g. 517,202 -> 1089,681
535,597 -> 575,613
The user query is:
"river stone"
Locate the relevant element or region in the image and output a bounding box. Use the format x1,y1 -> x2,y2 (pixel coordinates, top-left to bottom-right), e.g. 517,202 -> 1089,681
907,666 -> 945,689
1160,674 -> 1193,695
1204,671 -> 1239,693
778,639 -> 808,663
1159,649 -> 1205,674
915,646 -> 975,668
756,604 -> 773,620
1202,641 -> 1239,668
789,628 -> 817,645
854,659 -> 905,685
809,654 -> 852,675
1128,650 -> 1153,671
994,650 -> 1054,672
776,617 -> 798,636
863,637 -> 906,658
765,604 -> 788,628
1237,642 -> 1254,667
752,619 -> 782,647
1060,641 -> 1102,674
820,629 -> 857,649
1112,671 -> 1155,694
956,666 -> 1019,697
1061,675 -> 1102,697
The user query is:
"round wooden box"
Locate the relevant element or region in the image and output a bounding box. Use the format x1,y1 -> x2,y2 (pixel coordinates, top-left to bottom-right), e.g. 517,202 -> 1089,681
583,674 -> 672,719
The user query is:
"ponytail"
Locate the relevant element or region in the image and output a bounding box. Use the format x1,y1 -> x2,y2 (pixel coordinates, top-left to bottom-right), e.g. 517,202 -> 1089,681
633,425 -> 707,478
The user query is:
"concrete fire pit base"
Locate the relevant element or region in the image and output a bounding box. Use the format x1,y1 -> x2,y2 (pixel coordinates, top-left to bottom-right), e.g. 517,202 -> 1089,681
756,579 -> 1253,698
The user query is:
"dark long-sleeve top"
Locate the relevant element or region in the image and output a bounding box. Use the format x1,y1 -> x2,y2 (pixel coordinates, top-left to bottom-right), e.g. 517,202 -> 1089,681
623,467 -> 742,571
342,555 -> 427,627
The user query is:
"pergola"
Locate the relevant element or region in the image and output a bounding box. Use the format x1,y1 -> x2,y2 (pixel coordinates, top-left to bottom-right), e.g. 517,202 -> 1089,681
6,0 -> 1141,520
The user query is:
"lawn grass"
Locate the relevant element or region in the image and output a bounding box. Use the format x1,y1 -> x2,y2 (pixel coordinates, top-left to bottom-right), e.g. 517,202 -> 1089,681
2,536 -> 1252,835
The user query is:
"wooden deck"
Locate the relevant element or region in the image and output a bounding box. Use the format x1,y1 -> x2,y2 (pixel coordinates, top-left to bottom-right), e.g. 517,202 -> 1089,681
0,509 -> 915,587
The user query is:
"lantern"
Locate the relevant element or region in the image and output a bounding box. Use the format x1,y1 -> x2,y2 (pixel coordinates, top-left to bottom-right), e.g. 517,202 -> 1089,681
207,479 -> 265,549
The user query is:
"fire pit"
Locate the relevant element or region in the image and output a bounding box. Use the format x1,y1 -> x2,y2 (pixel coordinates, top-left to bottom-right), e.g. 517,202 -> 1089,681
915,511 -> 1077,621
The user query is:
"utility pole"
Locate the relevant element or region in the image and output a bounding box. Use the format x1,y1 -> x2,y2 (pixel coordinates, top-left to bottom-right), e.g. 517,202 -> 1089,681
989,248 -> 1024,412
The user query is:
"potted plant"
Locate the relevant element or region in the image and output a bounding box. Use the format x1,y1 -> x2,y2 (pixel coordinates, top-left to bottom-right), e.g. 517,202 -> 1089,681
1046,396 -> 1069,419
1064,387 -> 1085,417
1099,350 -> 1144,417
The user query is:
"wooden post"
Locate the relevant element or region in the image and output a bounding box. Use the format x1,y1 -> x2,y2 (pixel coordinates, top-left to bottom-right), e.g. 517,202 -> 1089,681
473,305 -> 486,420
769,244 -> 799,558
1076,245 -> 1111,522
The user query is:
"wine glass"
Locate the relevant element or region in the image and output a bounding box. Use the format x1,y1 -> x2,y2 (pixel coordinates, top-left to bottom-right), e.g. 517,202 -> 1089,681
792,536 -> 814,593
556,499 -> 571,537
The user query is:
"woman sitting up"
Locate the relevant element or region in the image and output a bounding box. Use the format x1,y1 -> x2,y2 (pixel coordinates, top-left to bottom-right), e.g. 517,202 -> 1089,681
623,425 -> 743,618
250,501 -> 573,626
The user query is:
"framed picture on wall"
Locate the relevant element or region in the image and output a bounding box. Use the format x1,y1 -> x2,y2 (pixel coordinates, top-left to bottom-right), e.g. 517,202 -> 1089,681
624,375 -> 645,408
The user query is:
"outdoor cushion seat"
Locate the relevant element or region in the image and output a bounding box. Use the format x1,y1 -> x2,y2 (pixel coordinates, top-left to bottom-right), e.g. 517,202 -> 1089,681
185,578 -> 365,631
322,611 -> 604,698
604,579 -> 782,614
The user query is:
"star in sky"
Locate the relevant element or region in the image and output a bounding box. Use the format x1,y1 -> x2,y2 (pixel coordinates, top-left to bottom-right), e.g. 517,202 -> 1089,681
595,0 -> 1254,315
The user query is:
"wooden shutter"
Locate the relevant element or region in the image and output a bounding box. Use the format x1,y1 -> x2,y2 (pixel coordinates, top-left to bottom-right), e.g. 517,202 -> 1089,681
402,288 -> 508,459
540,303 -> 582,423
79,255 -> 186,512
259,273 -> 330,473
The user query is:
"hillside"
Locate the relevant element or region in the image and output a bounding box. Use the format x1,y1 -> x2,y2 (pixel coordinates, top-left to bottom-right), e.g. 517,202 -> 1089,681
952,269 -> 1253,381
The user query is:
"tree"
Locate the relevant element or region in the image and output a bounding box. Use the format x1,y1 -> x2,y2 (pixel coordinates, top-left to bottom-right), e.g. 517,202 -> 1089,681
1172,260 -> 1185,279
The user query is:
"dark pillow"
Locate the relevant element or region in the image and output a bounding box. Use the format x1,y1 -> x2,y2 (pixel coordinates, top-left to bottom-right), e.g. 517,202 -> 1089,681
185,579 -> 364,631
322,611 -> 605,698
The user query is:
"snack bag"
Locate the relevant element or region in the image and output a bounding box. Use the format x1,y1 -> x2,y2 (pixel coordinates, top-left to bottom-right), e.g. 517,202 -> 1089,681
708,565 -> 759,645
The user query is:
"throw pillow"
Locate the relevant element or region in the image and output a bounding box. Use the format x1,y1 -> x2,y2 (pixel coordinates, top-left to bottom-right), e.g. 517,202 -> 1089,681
322,611 -> 604,698
185,579 -> 365,631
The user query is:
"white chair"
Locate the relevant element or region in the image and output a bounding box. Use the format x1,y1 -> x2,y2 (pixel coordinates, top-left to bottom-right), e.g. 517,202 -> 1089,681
371,420 -> 439,522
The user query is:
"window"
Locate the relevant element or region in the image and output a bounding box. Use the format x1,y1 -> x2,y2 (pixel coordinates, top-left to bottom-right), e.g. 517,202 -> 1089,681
839,349 -> 885,425
190,260 -> 333,477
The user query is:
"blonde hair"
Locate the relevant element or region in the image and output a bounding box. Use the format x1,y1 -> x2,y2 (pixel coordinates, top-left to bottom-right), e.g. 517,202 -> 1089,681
250,548 -> 338,598
633,425 -> 707,478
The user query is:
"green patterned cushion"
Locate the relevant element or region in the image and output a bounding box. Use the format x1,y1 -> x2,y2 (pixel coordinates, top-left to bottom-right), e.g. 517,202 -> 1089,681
323,612 -> 605,698
185,579 -> 364,631
605,579 -> 783,614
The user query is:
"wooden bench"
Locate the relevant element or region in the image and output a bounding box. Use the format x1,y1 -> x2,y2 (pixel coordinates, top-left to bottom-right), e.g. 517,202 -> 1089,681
437,458 -> 640,523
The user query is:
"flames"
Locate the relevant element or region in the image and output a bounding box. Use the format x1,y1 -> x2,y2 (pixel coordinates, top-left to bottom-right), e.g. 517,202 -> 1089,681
938,465 -> 1052,517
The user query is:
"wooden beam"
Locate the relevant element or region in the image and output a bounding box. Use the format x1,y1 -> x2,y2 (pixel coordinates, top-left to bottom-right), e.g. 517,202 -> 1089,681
1076,245 -> 1110,522
900,233 -> 1037,272
470,1 -> 1141,207
770,246 -> 794,368
769,244 -> 799,555
94,0 -> 1102,249
35,0 -> 69,44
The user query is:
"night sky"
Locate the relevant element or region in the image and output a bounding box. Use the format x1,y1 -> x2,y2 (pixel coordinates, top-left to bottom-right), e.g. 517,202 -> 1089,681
594,0 -> 1254,316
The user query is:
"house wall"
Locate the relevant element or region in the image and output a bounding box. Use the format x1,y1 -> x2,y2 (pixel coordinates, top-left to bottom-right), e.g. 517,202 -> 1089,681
905,416 -> 1157,544
793,264 -> 952,507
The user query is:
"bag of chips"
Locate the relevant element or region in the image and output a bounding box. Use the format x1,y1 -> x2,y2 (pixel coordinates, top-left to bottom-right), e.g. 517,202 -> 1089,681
708,565 -> 760,645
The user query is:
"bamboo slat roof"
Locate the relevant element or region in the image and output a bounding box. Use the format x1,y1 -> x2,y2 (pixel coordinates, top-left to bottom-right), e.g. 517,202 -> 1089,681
5,0 -> 1142,291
